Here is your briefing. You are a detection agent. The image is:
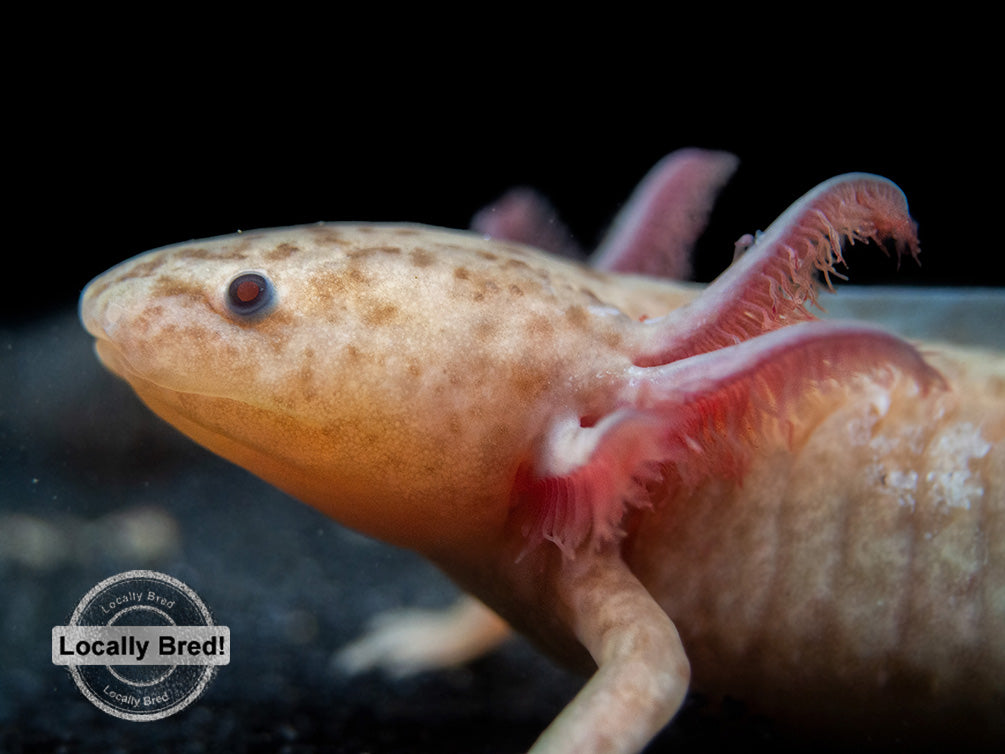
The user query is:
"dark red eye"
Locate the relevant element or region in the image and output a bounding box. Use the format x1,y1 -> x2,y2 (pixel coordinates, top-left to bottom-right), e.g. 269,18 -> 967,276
227,273 -> 274,316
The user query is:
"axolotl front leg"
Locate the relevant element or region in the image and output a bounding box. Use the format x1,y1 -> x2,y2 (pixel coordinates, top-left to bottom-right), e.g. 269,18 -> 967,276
528,550 -> 690,754
339,549 -> 690,754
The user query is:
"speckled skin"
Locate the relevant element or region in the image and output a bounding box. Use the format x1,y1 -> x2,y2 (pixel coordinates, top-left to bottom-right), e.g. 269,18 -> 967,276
80,189 -> 1004,750
628,345 -> 1005,734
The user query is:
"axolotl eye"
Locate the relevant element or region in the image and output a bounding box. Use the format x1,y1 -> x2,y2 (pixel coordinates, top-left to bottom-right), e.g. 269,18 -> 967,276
227,272 -> 274,317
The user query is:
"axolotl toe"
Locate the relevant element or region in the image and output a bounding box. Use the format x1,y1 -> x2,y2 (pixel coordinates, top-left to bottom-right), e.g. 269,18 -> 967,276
80,151 -> 1004,752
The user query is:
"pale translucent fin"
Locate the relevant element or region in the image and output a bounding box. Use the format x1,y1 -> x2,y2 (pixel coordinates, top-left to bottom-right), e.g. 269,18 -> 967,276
591,148 -> 739,280
333,595 -> 511,678
471,187 -> 583,258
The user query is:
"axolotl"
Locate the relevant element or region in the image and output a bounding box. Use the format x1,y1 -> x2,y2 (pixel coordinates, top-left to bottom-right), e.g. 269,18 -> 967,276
79,150 -> 1004,751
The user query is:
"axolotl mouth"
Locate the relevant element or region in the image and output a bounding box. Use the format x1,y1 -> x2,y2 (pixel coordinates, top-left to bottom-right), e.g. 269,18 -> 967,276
79,248 -> 189,393
80,275 -> 229,437
80,273 -> 125,373
80,284 -> 156,390
81,305 -> 138,388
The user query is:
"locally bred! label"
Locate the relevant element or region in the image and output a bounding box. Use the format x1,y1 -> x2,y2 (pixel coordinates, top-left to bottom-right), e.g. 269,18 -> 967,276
53,570 -> 229,721
53,626 -> 230,665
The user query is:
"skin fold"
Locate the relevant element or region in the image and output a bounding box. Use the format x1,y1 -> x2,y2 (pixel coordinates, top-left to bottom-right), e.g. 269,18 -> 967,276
79,151 -> 1004,751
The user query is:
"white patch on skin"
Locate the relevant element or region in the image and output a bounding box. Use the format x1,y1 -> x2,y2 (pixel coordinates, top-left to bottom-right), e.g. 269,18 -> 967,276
886,469 -> 920,510
539,414 -> 604,477
864,461 -> 919,510
925,422 -> 991,511
848,385 -> 930,510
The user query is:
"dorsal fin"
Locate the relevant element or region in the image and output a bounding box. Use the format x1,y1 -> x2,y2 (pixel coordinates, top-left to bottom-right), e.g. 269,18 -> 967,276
471,148 -> 738,280
471,187 -> 583,259
590,148 -> 739,280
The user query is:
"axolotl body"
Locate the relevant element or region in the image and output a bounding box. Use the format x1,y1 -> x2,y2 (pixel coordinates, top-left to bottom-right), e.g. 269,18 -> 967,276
79,151 -> 1005,751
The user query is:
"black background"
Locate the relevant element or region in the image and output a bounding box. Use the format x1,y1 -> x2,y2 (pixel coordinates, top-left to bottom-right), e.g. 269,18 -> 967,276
6,50 -> 995,324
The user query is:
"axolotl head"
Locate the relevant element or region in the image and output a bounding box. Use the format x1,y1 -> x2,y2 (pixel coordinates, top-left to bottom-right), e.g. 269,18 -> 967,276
78,223 -> 674,552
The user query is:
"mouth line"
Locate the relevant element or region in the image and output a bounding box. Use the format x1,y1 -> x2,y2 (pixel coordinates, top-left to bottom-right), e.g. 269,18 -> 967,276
97,354 -> 302,467
89,336 -> 266,408
91,338 -> 178,396
91,337 -> 126,376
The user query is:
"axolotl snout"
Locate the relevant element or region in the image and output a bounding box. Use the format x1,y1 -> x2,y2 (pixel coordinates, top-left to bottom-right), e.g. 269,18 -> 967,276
80,151 -> 1004,751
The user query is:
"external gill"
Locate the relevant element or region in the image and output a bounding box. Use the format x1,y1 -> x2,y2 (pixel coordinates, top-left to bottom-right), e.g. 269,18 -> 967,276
513,321 -> 945,561
633,173 -> 921,367
626,321 -> 946,493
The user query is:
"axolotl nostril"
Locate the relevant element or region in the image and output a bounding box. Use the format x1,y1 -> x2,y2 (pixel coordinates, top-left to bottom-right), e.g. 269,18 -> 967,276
79,150 -> 1004,752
